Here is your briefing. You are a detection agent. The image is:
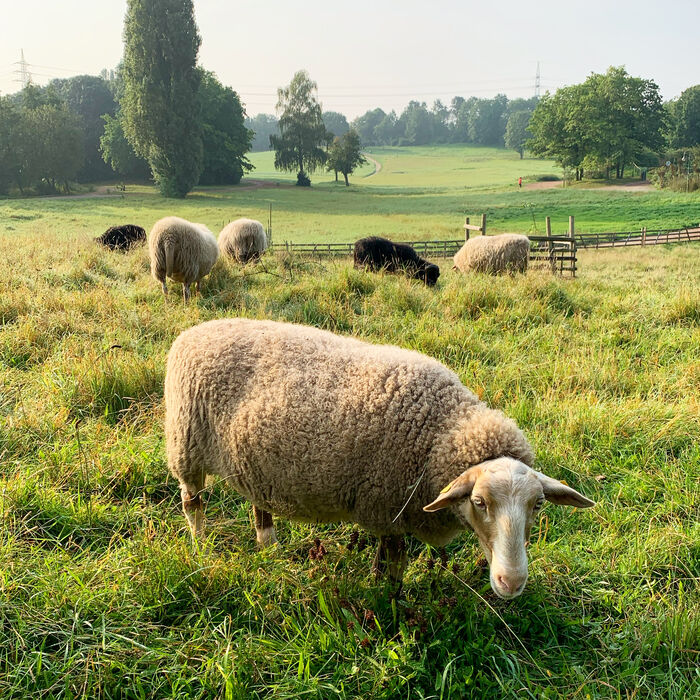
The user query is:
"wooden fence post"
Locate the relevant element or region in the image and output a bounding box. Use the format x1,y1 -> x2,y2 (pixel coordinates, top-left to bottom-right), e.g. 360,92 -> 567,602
465,217 -> 470,242
568,215 -> 575,243
545,216 -> 554,271
642,227 -> 646,245
481,213 -> 487,236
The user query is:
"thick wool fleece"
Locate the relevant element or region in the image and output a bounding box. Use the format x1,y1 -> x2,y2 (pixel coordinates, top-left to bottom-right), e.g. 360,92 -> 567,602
218,218 -> 267,263
149,216 -> 219,287
165,319 -> 533,545
454,234 -> 529,274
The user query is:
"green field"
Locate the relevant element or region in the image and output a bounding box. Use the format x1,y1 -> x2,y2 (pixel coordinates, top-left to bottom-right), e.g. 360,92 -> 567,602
2,146 -> 698,247
1,147 -> 699,698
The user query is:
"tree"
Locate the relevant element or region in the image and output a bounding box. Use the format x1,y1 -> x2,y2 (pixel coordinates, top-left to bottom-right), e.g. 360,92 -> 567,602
373,110 -> 399,145
270,70 -> 329,186
326,130 -> 366,185
528,68 -> 665,180
467,95 -> 509,146
322,111 -> 349,138
48,75 -> 117,181
100,113 -> 151,180
504,111 -> 532,158
24,104 -> 84,192
402,101 -> 434,145
121,0 -> 203,197
667,85 -> 700,148
197,70 -> 253,185
245,114 -> 279,151
351,108 -> 386,146
0,97 -> 23,193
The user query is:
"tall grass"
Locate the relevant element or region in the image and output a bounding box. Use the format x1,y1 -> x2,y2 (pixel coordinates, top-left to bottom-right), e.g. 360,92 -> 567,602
0,226 -> 698,698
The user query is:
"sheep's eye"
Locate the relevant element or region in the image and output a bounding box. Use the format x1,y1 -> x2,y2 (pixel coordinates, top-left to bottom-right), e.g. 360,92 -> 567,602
472,497 -> 487,510
533,498 -> 545,512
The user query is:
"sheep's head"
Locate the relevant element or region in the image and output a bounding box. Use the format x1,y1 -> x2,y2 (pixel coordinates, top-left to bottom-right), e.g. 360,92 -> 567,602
423,457 -> 594,599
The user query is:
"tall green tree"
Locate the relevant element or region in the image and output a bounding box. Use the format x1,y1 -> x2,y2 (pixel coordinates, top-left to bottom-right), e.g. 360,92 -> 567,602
326,130 -> 366,185
245,114 -> 279,151
351,108 -> 386,146
270,70 -> 329,186
667,85 -> 700,148
198,70 -> 253,185
121,0 -> 203,198
504,111 -> 532,159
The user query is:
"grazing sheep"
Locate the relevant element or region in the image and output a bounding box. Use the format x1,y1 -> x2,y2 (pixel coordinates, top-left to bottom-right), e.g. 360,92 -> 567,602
453,234 -> 530,274
165,319 -> 594,598
218,218 -> 268,264
148,217 -> 219,302
354,236 -> 440,286
94,224 -> 146,251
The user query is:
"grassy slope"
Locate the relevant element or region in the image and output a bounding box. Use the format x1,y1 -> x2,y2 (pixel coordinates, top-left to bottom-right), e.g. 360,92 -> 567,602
0,147 -> 699,698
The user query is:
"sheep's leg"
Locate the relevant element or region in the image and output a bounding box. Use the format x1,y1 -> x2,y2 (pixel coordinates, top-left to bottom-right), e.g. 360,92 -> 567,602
181,481 -> 205,541
372,535 -> 407,585
183,283 -> 191,303
161,279 -> 167,296
195,280 -> 201,296
253,505 -> 277,547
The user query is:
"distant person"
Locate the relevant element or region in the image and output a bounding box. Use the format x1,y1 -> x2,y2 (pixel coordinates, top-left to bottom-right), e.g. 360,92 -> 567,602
518,177 -> 522,188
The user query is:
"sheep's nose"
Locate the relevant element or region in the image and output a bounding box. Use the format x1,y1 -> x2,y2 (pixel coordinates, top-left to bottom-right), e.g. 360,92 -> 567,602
496,574 -> 527,596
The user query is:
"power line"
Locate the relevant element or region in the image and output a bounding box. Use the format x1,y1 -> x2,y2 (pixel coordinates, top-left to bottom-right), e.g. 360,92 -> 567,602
13,50 -> 31,87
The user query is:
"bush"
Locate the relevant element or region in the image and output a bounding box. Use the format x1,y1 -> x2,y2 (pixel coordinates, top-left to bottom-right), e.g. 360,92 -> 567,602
296,170 -> 311,187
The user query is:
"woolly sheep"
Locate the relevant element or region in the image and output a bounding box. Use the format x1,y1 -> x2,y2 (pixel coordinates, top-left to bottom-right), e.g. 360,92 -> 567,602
165,319 -> 594,599
95,224 -> 146,251
354,236 -> 440,286
148,216 -> 219,302
218,218 -> 268,264
453,233 -> 530,275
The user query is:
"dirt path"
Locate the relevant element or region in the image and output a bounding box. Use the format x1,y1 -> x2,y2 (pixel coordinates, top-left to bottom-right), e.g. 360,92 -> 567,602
524,181 -> 561,190
362,153 -> 382,177
587,181 -> 654,192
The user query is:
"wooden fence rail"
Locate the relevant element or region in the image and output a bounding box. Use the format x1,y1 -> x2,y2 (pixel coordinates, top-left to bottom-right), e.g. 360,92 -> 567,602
575,226 -> 700,248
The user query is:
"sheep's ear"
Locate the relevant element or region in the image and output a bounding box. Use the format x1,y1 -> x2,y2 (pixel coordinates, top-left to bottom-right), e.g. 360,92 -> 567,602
423,467 -> 481,512
535,471 -> 595,508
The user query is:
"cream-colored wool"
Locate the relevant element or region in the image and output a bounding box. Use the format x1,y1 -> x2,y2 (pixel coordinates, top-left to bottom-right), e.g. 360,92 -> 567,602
218,218 -> 268,263
165,318 -> 533,546
453,233 -> 529,274
148,216 -> 219,301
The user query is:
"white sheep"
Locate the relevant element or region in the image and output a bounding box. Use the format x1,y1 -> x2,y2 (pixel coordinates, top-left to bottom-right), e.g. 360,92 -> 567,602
165,319 -> 594,599
218,218 -> 268,264
148,216 -> 219,302
453,233 -> 530,274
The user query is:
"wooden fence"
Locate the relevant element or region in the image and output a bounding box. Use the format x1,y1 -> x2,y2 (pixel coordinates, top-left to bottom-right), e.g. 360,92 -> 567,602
271,235 -> 578,276
574,226 -> 700,249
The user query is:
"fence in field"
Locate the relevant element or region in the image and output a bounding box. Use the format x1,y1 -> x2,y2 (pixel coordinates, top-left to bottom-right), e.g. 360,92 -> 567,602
574,226 -> 700,249
271,213 -> 578,276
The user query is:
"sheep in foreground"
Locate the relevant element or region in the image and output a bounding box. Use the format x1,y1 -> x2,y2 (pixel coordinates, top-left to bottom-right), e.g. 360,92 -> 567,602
95,224 -> 146,251
354,236 -> 440,286
165,319 -> 594,599
218,218 -> 268,264
453,233 -> 530,274
148,216 -> 218,302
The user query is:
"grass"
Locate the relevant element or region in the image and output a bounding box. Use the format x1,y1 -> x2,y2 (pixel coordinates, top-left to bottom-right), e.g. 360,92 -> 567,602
0,146 -> 699,697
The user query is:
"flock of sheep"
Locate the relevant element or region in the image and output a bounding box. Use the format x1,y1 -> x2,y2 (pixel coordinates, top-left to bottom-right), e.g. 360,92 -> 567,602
96,217 -> 592,600
97,217 -> 531,300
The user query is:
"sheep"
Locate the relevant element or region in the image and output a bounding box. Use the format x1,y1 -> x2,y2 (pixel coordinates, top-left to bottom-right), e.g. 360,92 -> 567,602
148,216 -> 219,302
354,236 -> 440,286
453,234 -> 530,275
218,218 -> 268,264
94,224 -> 146,251
165,318 -> 594,599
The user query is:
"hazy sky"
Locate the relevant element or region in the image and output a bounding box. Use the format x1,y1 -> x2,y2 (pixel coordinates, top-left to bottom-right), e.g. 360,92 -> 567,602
1,0 -> 698,118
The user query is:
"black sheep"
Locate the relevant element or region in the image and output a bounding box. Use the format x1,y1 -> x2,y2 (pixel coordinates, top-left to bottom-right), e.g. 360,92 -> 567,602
353,236 -> 440,286
95,224 -> 146,251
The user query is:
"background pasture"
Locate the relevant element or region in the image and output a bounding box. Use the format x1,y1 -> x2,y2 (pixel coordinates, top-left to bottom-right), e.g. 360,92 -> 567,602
0,146 -> 698,698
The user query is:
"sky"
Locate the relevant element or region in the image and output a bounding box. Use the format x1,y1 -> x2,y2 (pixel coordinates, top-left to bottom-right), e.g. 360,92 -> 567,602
1,0 -> 698,119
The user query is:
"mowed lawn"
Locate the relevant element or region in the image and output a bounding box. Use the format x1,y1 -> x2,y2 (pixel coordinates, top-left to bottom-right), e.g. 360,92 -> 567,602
0,147 -> 699,698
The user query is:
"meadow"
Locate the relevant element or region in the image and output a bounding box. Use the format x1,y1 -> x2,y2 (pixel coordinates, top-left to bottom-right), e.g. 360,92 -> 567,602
0,146 -> 699,698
